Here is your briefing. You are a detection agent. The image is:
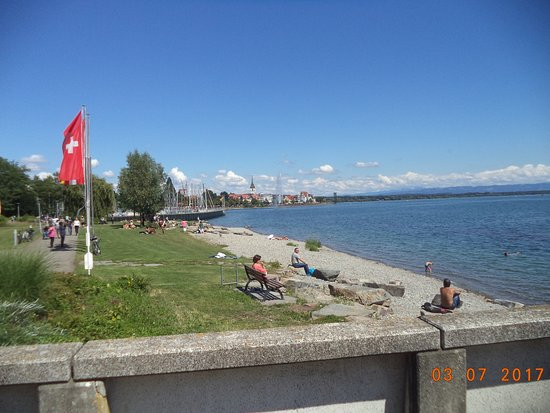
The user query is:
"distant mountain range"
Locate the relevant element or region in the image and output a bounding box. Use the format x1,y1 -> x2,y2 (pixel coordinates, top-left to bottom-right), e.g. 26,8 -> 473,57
358,182 -> 550,196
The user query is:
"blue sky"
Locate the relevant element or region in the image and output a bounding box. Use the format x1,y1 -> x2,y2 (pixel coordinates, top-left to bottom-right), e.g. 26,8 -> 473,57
1,0 -> 549,195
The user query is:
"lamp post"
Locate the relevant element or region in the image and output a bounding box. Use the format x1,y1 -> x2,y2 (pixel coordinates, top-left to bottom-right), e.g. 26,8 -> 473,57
16,203 -> 20,220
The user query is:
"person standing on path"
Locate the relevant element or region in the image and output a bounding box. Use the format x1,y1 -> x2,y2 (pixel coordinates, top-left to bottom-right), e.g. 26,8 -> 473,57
47,223 -> 57,248
67,218 -> 73,236
58,219 -> 66,247
73,218 -> 80,236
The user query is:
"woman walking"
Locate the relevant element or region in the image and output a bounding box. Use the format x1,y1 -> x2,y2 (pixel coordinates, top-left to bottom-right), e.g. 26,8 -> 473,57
47,223 -> 57,248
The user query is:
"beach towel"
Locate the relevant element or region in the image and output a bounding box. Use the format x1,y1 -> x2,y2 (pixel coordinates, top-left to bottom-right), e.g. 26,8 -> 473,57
421,302 -> 452,314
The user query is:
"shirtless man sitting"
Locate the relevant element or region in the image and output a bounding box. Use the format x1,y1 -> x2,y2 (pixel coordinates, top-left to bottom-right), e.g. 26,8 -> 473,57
440,278 -> 462,310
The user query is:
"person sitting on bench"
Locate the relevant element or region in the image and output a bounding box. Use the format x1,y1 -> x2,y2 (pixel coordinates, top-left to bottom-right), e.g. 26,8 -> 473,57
440,278 -> 462,309
252,255 -> 279,282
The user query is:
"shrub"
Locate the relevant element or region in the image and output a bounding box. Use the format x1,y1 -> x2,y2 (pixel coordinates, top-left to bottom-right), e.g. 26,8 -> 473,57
20,215 -> 37,223
0,215 -> 7,226
0,252 -> 51,301
286,242 -> 298,247
305,239 -> 322,252
114,274 -> 151,292
0,299 -> 65,345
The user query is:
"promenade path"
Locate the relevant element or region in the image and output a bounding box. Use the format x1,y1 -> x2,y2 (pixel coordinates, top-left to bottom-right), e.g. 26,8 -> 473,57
23,232 -> 78,273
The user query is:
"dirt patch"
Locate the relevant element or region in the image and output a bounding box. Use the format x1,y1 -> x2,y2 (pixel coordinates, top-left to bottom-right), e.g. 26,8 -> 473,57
289,303 -> 318,313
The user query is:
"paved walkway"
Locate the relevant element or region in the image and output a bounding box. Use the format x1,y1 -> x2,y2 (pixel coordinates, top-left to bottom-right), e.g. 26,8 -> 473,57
23,232 -> 79,273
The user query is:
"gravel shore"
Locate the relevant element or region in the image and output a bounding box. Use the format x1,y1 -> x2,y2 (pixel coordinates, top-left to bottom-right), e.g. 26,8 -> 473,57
196,226 -> 506,318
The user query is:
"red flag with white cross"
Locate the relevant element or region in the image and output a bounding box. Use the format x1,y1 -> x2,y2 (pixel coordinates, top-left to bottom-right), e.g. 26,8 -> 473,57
59,111 -> 85,185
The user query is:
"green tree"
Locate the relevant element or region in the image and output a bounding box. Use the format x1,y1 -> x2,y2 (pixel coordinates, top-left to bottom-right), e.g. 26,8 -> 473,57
118,151 -> 166,225
0,157 -> 35,217
31,175 -> 64,216
92,176 -> 116,219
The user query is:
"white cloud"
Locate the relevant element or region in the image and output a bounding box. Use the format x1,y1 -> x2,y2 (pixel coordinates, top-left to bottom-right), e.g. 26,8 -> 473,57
355,161 -> 379,168
287,178 -> 299,184
218,169 -> 227,174
103,170 -> 115,178
169,167 -> 188,183
312,164 -> 334,174
257,174 -> 276,182
91,159 -> 99,168
296,163 -> 550,195
36,171 -> 53,180
200,173 -> 208,179
214,170 -> 248,189
22,154 -> 46,164
21,154 -> 47,171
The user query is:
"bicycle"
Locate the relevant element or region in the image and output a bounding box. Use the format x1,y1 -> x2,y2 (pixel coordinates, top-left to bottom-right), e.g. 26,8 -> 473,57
91,236 -> 101,255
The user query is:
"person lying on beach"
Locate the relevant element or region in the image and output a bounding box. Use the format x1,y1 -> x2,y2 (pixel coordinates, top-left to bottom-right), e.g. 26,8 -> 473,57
291,247 -> 310,275
440,278 -> 462,310
139,227 -> 156,235
252,254 -> 280,282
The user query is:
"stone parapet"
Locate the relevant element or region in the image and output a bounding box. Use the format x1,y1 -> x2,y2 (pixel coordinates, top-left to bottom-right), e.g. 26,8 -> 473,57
0,342 -> 82,385
421,306 -> 550,349
73,318 -> 439,380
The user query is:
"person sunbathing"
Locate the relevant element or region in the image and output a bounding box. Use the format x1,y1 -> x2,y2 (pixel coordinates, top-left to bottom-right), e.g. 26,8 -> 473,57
139,226 -> 156,235
291,247 -> 310,275
440,278 -> 462,309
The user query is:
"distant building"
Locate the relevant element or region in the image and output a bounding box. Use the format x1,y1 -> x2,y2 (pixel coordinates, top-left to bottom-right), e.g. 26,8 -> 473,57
250,177 -> 256,194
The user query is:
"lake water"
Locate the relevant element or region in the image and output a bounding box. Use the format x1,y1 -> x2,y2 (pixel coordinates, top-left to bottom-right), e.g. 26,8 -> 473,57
211,195 -> 550,305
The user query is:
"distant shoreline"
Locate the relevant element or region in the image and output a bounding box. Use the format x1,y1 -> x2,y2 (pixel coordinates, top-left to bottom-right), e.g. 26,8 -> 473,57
224,191 -> 550,210
317,190 -> 550,203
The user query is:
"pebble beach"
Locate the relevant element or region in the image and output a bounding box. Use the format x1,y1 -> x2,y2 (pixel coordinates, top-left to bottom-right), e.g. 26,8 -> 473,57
196,226 -> 507,318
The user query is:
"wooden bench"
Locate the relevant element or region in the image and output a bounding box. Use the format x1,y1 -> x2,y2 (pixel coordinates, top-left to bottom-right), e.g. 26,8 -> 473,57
243,265 -> 284,299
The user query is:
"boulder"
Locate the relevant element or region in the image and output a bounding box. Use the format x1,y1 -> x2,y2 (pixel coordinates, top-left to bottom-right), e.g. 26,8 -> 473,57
370,304 -> 394,319
284,277 -> 335,303
328,284 -> 391,307
360,281 -> 405,297
490,299 -> 525,309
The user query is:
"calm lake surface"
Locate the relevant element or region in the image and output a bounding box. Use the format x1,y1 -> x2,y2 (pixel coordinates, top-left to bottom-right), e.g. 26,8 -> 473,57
212,195 -> 550,305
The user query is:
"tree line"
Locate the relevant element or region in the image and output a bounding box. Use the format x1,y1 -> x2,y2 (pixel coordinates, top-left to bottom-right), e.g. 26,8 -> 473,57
0,157 -> 115,220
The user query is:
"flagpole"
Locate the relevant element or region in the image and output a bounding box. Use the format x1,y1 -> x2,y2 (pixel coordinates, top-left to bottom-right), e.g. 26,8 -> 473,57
83,105 -> 92,275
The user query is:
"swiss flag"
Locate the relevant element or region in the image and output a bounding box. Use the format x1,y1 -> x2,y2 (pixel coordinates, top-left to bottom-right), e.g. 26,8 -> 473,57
59,112 -> 85,185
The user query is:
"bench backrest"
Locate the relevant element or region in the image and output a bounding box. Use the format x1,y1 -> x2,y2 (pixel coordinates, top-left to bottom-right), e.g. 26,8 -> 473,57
244,265 -> 267,282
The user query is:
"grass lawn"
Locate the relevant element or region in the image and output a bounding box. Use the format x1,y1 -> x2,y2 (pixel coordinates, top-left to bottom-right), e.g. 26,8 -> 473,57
0,222 -> 37,250
39,224 -> 339,343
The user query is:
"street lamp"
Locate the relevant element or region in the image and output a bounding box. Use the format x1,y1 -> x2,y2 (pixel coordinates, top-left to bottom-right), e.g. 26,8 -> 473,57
16,203 -> 20,220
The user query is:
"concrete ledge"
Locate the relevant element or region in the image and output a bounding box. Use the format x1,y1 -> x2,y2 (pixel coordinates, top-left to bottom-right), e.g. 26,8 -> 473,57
73,319 -> 439,379
0,342 -> 82,385
420,307 -> 550,349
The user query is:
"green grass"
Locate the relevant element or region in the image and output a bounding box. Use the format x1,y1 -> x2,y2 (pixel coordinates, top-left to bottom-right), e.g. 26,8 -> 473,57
305,239 -> 322,252
0,222 -> 35,250
39,225 -> 340,342
0,252 -> 51,301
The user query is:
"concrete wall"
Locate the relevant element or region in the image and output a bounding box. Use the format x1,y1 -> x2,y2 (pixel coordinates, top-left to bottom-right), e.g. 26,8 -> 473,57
1,307 -> 549,413
106,354 -> 410,413
466,338 -> 550,412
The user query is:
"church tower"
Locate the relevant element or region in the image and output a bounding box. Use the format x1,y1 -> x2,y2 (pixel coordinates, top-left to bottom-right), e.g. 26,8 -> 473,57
250,176 -> 256,193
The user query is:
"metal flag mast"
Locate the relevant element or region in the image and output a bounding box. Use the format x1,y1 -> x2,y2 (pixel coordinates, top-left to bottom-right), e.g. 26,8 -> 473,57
82,105 -> 94,275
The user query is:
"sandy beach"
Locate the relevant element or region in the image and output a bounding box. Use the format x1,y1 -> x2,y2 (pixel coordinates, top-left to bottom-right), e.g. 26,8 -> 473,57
196,226 -> 507,318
